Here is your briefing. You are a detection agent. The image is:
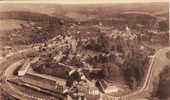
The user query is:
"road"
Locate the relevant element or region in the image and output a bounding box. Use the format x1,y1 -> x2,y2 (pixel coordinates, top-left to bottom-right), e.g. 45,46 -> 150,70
100,46 -> 170,100
0,43 -> 170,100
0,42 -> 68,100
123,46 -> 170,99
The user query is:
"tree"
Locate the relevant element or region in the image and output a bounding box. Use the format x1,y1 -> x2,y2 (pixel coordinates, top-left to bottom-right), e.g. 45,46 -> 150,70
158,21 -> 168,32
166,51 -> 170,59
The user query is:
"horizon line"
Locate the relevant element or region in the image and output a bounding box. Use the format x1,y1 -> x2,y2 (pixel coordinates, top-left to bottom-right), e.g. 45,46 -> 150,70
0,0 -> 169,4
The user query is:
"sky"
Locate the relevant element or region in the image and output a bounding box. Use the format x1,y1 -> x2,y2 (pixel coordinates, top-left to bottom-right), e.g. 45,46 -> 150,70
0,0 -> 169,4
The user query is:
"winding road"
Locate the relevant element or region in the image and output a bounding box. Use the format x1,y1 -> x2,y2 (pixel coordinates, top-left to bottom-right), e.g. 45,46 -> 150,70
0,44 -> 170,100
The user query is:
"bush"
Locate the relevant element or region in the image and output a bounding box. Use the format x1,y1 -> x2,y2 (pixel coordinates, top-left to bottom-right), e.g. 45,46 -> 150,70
156,66 -> 170,99
166,51 -> 170,59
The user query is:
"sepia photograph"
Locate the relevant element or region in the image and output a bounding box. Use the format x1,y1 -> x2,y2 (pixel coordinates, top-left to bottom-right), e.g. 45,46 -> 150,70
0,0 -> 169,100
